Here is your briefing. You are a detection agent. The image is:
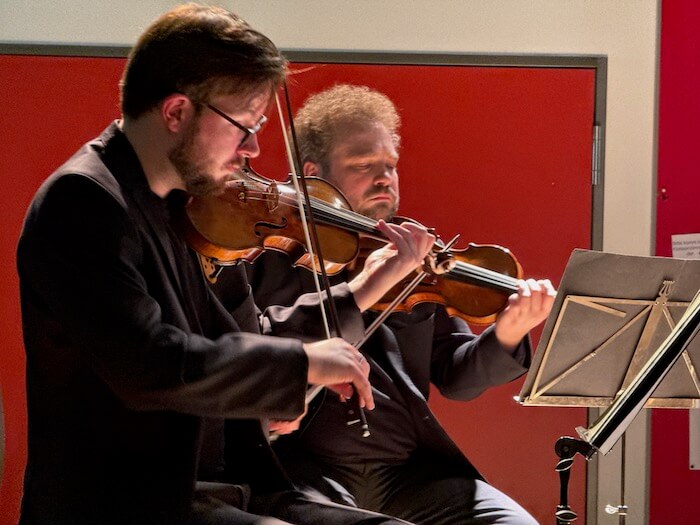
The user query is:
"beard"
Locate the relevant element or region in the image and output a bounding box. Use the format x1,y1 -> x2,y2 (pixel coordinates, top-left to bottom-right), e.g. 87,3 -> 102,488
357,188 -> 399,221
169,122 -> 229,197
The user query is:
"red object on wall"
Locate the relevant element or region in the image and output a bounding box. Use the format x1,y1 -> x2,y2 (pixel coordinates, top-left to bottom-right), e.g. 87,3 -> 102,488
652,1 -> 700,523
0,55 -> 594,524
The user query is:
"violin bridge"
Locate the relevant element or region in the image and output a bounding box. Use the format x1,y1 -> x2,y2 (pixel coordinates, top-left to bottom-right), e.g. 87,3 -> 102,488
266,180 -> 280,212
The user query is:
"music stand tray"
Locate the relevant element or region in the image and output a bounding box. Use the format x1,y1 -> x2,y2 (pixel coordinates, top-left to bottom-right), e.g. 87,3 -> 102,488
518,249 -> 700,408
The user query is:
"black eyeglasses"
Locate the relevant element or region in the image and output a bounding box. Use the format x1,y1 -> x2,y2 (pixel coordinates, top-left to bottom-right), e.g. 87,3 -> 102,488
205,103 -> 267,148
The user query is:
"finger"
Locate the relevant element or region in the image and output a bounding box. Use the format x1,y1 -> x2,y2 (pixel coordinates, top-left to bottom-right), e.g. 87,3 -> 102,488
423,231 -> 437,257
351,373 -> 375,410
330,341 -> 374,408
541,278 -> 557,297
525,278 -> 542,313
269,420 -> 295,435
506,279 -> 527,309
517,278 -> 531,297
534,278 -> 554,316
397,222 -> 434,260
269,418 -> 300,435
355,352 -> 370,376
327,382 -> 354,399
379,221 -> 413,248
540,279 -> 557,313
377,220 -> 416,258
400,222 -> 435,258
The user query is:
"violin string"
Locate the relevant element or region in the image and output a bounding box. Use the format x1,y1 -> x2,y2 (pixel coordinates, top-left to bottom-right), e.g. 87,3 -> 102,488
241,184 -> 381,235
449,263 -> 517,286
238,191 -> 376,235
292,196 -> 378,232
448,261 -> 519,292
240,185 -> 519,292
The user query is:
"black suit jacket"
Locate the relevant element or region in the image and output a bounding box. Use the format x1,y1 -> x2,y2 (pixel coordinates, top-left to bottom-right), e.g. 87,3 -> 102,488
244,250 -> 531,481
16,123 -> 362,525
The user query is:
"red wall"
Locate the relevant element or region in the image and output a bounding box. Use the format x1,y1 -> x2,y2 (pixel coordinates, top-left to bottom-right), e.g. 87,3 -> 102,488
652,1 -> 700,523
0,55 -> 125,524
0,56 -> 595,524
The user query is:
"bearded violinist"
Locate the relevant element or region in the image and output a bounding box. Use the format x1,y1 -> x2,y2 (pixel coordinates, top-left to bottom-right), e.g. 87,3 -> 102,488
15,7 -> 436,524
231,85 -> 557,524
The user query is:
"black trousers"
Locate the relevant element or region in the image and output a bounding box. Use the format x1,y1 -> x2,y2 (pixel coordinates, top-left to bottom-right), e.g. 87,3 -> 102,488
191,482 -> 412,525
281,456 -> 539,525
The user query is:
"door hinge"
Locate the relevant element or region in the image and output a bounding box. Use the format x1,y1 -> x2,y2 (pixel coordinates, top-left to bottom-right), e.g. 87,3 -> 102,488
592,125 -> 602,186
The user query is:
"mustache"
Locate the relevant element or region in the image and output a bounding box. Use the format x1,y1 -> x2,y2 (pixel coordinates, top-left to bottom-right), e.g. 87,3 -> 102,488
363,187 -> 397,200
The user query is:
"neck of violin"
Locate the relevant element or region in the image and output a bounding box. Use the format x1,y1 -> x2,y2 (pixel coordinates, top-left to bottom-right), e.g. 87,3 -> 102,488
309,199 -> 387,239
308,199 -> 519,294
445,260 -> 520,294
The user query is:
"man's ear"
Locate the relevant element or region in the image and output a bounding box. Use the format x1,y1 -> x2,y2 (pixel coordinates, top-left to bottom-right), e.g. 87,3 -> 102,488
303,161 -> 321,177
161,94 -> 193,133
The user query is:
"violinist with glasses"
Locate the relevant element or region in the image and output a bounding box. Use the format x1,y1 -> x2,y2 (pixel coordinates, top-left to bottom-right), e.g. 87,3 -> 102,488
16,5 -> 434,525
229,85 -> 557,524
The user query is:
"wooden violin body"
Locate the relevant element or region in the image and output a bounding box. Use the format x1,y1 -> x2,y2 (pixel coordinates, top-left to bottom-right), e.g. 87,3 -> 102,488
177,167 -> 360,275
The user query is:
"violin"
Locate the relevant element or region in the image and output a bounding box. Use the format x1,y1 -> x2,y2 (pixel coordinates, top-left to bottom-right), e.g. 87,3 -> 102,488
178,162 -> 363,275
360,239 -> 522,325
178,162 -> 523,324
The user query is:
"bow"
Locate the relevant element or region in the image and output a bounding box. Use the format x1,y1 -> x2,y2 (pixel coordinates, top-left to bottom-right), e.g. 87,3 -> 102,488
275,82 -> 370,437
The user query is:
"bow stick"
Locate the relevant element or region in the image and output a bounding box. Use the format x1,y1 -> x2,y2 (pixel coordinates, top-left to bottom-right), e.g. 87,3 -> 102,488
275,83 -> 370,437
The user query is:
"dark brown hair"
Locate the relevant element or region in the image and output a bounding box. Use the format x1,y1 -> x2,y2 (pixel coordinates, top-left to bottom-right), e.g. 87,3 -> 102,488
120,3 -> 287,118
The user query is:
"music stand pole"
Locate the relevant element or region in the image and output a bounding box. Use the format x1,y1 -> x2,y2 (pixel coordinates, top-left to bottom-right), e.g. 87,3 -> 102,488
603,434 -> 628,523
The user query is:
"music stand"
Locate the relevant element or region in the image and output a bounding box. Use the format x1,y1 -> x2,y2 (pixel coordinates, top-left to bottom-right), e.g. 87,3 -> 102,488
517,249 -> 700,523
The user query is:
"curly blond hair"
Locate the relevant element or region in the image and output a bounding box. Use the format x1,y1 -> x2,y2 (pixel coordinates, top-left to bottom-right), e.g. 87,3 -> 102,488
294,84 -> 400,172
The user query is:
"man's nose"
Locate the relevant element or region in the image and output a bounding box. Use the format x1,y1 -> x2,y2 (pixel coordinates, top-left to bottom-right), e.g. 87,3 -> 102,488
374,168 -> 393,185
238,133 -> 261,158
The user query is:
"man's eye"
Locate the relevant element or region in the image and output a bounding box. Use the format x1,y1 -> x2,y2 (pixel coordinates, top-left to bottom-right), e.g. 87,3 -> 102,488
352,164 -> 372,171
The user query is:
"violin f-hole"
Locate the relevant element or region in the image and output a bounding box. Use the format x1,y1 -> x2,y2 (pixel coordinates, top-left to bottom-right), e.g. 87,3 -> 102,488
254,217 -> 288,237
